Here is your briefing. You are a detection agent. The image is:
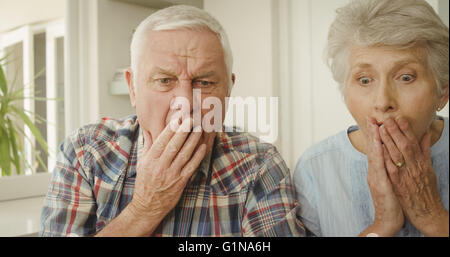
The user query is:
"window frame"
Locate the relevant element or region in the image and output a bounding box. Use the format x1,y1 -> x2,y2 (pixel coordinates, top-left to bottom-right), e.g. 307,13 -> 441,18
0,19 -> 64,201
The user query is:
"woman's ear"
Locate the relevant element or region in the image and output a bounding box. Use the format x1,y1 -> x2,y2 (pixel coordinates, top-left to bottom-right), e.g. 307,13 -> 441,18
126,68 -> 136,108
438,82 -> 449,111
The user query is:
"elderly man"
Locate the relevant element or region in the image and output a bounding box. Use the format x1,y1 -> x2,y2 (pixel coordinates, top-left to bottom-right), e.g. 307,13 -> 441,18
40,5 -> 303,237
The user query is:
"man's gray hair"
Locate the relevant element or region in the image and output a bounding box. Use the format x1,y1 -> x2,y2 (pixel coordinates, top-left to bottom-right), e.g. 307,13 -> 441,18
326,0 -> 449,97
130,5 -> 233,91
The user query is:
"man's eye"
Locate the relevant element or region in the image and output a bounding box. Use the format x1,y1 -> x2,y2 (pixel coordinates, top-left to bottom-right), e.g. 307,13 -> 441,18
158,78 -> 171,84
399,74 -> 415,83
194,80 -> 215,87
358,77 -> 372,85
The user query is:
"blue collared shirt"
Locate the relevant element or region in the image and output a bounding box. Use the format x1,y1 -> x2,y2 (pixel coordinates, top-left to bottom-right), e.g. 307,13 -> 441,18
294,117 -> 449,237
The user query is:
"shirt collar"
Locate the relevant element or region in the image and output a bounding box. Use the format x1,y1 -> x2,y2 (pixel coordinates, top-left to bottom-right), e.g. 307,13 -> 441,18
137,126 -> 213,177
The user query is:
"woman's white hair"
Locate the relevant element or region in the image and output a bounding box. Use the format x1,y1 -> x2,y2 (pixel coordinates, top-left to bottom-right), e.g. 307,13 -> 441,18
326,0 -> 449,97
130,5 -> 233,91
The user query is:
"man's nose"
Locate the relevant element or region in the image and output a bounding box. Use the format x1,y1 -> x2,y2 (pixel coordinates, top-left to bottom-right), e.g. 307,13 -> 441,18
172,80 -> 194,114
374,78 -> 397,113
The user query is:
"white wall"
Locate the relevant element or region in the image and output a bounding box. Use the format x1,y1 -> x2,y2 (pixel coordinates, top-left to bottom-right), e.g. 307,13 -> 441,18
65,0 -> 156,133
96,0 -> 156,119
281,0 -> 356,170
204,0 -> 283,156
0,0 -> 64,33
204,0 -> 275,99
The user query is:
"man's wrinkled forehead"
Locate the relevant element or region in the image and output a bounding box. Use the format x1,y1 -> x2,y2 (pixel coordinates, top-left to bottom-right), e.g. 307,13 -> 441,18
145,29 -> 223,54
138,30 -> 227,75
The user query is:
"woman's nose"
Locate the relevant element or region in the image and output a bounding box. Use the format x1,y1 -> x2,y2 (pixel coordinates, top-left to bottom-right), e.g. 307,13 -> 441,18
374,79 -> 397,113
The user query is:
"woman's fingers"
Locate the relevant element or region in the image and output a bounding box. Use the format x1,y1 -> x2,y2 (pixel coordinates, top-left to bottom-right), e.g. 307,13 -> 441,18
396,117 -> 419,144
420,132 -> 432,160
379,125 -> 405,168
383,144 -> 400,186
365,117 -> 404,233
383,118 -> 419,164
366,117 -> 388,181
383,117 -> 431,182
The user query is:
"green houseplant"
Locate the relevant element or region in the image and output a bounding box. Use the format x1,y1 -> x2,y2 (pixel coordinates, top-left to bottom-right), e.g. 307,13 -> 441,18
0,55 -> 49,176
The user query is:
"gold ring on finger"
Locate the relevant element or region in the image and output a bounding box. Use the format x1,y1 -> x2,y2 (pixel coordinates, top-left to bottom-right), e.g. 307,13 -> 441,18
395,161 -> 405,168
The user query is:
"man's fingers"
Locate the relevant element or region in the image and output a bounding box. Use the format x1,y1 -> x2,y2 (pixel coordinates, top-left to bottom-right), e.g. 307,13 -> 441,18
159,118 -> 194,164
180,144 -> 207,178
148,118 -> 182,159
142,128 -> 153,153
170,126 -> 203,172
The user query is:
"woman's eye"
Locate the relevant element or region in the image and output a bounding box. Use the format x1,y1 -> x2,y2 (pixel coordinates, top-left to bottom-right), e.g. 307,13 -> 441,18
358,77 -> 372,85
399,74 -> 415,83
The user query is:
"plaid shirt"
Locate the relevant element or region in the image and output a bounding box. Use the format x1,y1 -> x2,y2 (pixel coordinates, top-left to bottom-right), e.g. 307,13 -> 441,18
40,115 -> 304,237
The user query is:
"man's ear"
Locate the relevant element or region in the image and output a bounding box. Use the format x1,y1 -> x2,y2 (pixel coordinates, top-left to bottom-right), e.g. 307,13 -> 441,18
126,68 -> 136,108
228,73 -> 236,97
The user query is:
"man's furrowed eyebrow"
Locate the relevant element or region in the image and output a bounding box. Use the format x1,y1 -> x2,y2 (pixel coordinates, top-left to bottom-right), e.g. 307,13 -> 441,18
193,71 -> 216,79
150,67 -> 178,76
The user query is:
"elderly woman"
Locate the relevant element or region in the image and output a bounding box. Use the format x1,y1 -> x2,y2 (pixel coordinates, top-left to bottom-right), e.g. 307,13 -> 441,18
294,0 -> 449,237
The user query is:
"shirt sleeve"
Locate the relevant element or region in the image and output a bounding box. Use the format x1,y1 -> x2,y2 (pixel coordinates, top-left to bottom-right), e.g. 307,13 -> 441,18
293,157 -> 321,237
241,147 -> 306,237
39,131 -> 97,237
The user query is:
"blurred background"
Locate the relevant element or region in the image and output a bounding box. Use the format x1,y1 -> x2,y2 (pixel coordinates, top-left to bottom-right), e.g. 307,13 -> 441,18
0,0 -> 448,236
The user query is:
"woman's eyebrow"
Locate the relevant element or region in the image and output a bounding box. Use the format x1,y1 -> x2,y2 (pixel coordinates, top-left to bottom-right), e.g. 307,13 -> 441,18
391,59 -> 421,68
351,58 -> 421,71
350,63 -> 373,71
